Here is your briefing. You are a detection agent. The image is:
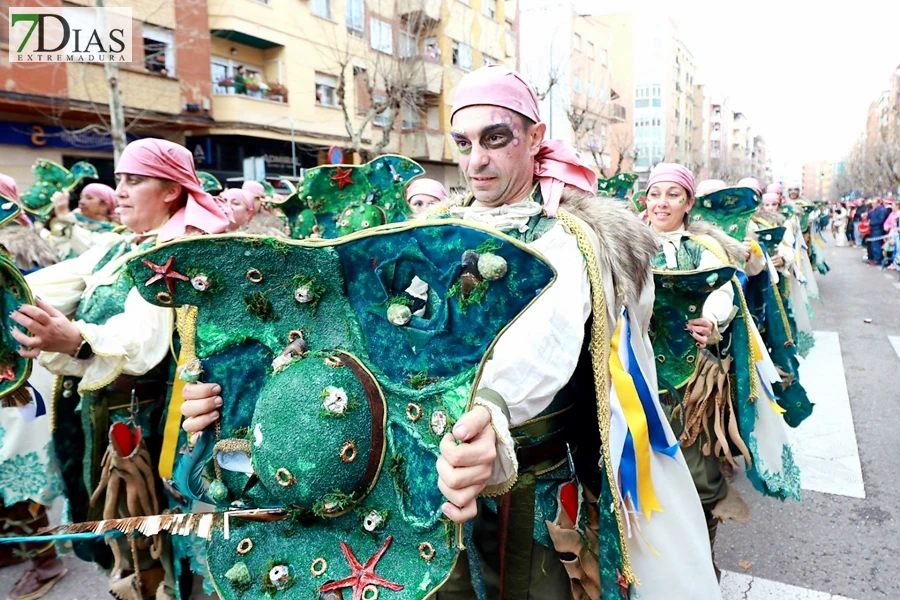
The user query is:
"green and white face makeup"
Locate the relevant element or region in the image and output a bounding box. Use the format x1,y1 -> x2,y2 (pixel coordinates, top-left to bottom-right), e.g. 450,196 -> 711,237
647,181 -> 694,233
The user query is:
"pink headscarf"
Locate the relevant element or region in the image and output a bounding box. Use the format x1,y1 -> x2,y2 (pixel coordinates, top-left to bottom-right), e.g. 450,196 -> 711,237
81,182 -> 117,214
695,179 -> 726,197
221,188 -> 257,213
450,65 -> 597,217
647,163 -> 696,198
242,180 -> 266,199
766,183 -> 783,194
406,178 -> 448,202
738,177 -> 762,196
762,192 -> 780,204
115,138 -> 229,241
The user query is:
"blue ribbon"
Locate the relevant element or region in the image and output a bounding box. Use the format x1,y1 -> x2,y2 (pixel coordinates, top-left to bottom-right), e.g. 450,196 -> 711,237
735,271 -> 749,295
620,430 -> 640,513
624,312 -> 679,458
24,382 -> 46,418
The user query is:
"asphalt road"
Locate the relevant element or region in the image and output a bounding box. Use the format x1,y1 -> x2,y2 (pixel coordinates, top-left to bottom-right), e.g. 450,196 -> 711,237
0,238 -> 894,600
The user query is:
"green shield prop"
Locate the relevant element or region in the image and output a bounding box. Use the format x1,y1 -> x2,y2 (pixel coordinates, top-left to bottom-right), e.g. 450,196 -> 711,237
0,254 -> 33,403
755,226 -> 786,250
650,266 -> 736,392
597,173 -> 637,199
198,172 -> 223,194
126,221 -> 555,600
19,159 -> 99,219
0,195 -> 22,229
273,156 -> 425,239
690,186 -> 759,242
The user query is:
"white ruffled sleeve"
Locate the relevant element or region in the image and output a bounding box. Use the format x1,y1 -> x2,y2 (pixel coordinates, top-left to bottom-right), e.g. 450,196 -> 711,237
475,221 -> 591,494
25,243 -> 115,317
39,287 -> 174,393
697,246 -> 735,329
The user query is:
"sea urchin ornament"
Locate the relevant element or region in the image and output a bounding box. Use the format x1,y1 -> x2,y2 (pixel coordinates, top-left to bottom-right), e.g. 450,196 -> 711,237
477,253 -> 507,281
387,303 -> 412,326
322,386 -> 349,414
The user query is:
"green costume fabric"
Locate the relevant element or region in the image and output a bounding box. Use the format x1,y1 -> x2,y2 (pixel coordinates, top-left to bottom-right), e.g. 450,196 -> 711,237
0,253 -> 33,403
19,160 -> 98,219
275,155 -> 425,239
691,186 -> 759,242
0,198 -> 21,229
596,173 -> 637,199
197,172 -> 223,194
124,222 -> 555,600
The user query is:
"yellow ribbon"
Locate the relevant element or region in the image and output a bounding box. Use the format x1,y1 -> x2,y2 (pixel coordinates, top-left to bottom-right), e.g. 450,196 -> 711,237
609,317 -> 662,519
159,306 -> 198,480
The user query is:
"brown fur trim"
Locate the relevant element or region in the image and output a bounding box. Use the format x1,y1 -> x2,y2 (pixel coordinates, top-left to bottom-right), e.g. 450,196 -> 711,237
243,212 -> 289,238
0,225 -> 58,270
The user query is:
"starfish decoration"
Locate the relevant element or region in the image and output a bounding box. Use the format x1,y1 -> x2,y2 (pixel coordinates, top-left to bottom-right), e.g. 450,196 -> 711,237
616,569 -> 629,598
331,166 -> 355,190
141,256 -> 189,294
319,535 -> 404,600
0,362 -> 15,383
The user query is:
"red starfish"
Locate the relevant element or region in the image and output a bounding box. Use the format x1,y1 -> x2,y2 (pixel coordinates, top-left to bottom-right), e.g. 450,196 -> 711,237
142,256 -> 189,294
616,569 -> 629,598
0,363 -> 15,383
319,536 -> 404,600
331,166 -> 355,190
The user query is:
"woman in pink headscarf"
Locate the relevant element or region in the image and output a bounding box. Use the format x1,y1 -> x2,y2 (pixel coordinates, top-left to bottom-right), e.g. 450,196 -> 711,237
46,182 -> 122,260
10,138 -> 228,600
406,177 -> 448,216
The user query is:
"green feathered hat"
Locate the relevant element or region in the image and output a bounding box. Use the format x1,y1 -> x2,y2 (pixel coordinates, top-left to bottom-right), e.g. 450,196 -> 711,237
0,255 -> 34,406
273,155 -> 425,239
597,173 -> 637,199
650,266 -> 736,392
125,220 -> 555,600
690,186 -> 759,242
0,195 -> 22,229
197,172 -> 223,194
19,159 -> 99,219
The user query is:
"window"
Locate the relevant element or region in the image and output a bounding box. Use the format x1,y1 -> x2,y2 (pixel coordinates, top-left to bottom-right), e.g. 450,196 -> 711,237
354,66 -> 369,115
315,72 -> 338,107
372,94 -> 391,127
587,42 -> 594,58
452,41 -> 472,71
635,98 -> 649,108
346,0 -> 364,35
573,75 -> 582,94
311,0 -> 331,19
143,25 -> 175,76
370,18 -> 393,54
573,34 -> 581,51
402,102 -> 422,130
482,0 -> 497,19
652,98 -> 661,107
482,54 -> 499,67
587,81 -> 595,98
599,49 -> 608,66
400,31 -> 418,58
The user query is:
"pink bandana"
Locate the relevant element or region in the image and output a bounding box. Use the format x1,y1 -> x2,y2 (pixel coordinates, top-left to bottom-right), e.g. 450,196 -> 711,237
696,179 -> 727,197
766,183 -> 783,195
222,188 -> 257,214
115,139 -> 229,241
737,177 -> 762,196
81,182 -> 117,214
647,163 -> 696,198
406,178 -> 448,202
451,65 -> 597,216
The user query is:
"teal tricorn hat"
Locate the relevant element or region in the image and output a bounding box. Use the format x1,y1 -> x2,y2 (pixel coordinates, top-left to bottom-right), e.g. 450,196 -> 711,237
197,172 -> 223,194
650,266 -> 736,392
0,196 -> 21,229
755,226 -> 786,250
19,159 -> 99,219
690,186 -> 759,242
597,173 -> 637,199
274,155 -> 425,239
0,254 -> 34,407
125,221 -> 555,600
779,204 -> 795,219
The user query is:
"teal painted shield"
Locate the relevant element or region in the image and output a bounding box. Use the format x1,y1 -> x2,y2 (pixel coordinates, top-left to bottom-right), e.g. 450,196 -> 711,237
274,155 -> 424,239
197,172 -> 223,194
0,195 -> 21,229
0,254 -> 33,402
690,186 -> 759,242
650,266 -> 736,391
597,173 -> 637,199
19,159 -> 99,219
126,221 -> 556,600
756,226 -> 786,250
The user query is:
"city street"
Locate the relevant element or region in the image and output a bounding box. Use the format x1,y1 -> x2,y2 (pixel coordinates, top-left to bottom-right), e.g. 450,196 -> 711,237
0,239 -> 895,599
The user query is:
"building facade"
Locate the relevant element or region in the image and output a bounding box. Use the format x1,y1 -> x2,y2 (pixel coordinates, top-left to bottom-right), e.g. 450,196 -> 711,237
0,0 -> 214,187
802,161 -> 833,201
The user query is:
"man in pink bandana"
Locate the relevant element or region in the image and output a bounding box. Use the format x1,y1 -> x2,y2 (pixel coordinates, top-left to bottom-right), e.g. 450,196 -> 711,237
431,65 -> 720,599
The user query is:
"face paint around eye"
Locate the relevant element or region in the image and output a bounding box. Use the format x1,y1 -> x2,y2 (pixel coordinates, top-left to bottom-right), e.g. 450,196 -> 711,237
451,128 -> 472,155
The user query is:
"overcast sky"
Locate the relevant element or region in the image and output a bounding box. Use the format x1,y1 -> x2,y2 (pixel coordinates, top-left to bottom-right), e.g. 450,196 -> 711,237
586,0 -> 900,180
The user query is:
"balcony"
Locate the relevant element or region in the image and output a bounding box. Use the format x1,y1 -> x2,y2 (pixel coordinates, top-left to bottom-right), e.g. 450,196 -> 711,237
67,64 -> 181,115
209,0 -> 286,48
607,103 -> 627,123
211,93 -> 291,127
399,0 -> 442,27
410,59 -> 444,96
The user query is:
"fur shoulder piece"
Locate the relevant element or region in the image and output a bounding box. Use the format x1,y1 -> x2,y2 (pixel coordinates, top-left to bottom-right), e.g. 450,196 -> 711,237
0,225 -> 58,271
686,220 -> 745,265
559,189 -> 659,308
753,210 -> 785,227
244,212 -> 289,238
